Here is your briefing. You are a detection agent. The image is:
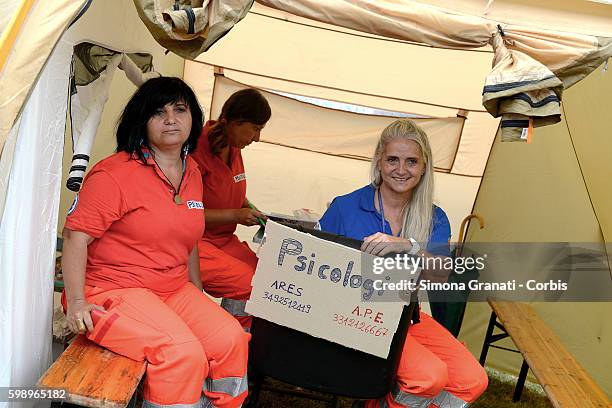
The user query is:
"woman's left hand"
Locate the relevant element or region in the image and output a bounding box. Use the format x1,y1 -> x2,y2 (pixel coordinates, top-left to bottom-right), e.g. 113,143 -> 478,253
361,232 -> 414,256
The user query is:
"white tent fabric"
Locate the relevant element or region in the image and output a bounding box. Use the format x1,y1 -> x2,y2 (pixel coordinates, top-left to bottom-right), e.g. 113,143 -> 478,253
0,0 -> 88,223
0,0 -> 88,154
0,39 -> 72,406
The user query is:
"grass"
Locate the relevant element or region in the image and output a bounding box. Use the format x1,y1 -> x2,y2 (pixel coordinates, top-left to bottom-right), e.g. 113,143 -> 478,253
250,371 -> 553,407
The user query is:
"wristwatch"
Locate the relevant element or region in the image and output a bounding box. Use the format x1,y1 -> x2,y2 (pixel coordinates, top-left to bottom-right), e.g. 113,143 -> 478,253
408,238 -> 421,255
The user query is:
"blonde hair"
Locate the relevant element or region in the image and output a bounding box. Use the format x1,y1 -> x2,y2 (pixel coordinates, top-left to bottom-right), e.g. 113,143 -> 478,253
370,119 -> 434,244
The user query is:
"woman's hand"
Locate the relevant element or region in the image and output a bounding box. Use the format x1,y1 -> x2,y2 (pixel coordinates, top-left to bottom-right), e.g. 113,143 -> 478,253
361,232 -> 413,256
234,208 -> 267,226
66,299 -> 105,334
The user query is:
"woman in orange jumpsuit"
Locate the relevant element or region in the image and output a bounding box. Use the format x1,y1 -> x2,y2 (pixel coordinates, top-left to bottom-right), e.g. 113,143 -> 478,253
62,77 -> 249,408
319,119 -> 488,408
192,88 -> 271,330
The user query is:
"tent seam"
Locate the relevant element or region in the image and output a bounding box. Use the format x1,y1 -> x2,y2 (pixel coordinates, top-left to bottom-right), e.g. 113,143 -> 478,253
463,121 -> 500,240
196,60 -> 489,113
562,103 -> 612,277
247,11 -> 494,54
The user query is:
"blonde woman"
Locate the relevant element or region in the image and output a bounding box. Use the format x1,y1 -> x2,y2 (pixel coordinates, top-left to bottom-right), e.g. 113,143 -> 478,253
319,119 -> 487,408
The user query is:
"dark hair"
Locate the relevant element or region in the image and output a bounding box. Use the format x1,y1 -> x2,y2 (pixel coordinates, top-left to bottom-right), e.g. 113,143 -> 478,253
209,88 -> 271,155
116,76 -> 204,162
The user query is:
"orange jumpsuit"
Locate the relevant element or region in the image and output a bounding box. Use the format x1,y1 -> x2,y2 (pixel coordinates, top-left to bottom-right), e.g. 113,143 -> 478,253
64,151 -> 249,407
367,313 -> 488,408
192,121 -> 257,329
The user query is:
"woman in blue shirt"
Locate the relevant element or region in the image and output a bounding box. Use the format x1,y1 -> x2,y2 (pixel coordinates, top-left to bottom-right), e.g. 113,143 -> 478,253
319,119 -> 487,408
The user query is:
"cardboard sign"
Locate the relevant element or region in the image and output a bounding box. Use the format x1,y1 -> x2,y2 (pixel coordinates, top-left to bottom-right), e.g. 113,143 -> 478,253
246,221 -> 405,358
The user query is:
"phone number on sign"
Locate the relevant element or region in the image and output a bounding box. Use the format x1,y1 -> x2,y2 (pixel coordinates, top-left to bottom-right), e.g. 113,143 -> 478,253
262,291 -> 311,313
332,314 -> 389,337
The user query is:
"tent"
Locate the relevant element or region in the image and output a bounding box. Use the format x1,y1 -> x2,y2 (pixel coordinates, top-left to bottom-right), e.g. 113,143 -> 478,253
1,0 -> 611,401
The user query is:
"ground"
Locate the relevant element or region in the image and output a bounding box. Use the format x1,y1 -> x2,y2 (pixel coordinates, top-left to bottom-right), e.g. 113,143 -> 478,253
249,371 -> 553,407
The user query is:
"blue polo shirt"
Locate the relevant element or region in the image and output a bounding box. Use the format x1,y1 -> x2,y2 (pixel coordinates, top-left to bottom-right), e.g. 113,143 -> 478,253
319,184 -> 451,257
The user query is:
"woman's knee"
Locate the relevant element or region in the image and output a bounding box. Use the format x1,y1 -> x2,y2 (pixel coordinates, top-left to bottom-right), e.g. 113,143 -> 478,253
202,319 -> 250,376
221,319 -> 250,353
148,338 -> 208,378
466,364 -> 489,401
448,359 -> 489,402
400,357 -> 448,397
424,358 -> 449,396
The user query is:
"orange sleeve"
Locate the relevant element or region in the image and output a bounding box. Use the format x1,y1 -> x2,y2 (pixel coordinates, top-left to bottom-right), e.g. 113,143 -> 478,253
65,170 -> 128,238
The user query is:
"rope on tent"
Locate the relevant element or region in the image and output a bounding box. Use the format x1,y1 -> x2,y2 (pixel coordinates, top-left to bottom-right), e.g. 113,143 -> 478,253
483,0 -> 495,15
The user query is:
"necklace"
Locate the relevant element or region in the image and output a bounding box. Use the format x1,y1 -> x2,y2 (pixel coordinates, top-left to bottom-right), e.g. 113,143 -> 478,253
152,154 -> 186,205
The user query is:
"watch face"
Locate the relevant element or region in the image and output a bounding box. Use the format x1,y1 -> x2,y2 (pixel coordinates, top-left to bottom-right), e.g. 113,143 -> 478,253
409,238 -> 420,255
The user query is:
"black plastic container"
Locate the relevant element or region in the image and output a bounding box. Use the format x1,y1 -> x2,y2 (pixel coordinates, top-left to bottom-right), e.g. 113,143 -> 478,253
248,225 -> 415,399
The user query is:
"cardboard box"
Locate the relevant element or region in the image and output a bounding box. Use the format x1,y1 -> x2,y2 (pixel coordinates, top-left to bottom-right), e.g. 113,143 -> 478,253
246,221 -> 405,358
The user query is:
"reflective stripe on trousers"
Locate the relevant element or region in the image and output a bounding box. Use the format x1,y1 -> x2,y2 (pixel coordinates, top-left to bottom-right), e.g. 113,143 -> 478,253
142,401 -> 200,408
221,298 -> 249,317
389,384 -> 470,408
202,374 -> 249,398
388,383 -> 432,408
432,390 -> 470,408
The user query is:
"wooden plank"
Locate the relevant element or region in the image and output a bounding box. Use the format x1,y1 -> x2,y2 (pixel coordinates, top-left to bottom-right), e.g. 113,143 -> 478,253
487,300 -> 611,408
518,309 -> 608,407
38,335 -> 147,408
498,303 -> 603,407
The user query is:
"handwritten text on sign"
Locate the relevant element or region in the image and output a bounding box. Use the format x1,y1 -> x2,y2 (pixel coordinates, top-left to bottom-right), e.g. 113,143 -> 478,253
246,221 -> 405,358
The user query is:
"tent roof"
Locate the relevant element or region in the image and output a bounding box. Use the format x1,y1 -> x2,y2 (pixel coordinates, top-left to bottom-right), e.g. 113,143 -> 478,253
196,4 -> 493,112
418,0 -> 612,38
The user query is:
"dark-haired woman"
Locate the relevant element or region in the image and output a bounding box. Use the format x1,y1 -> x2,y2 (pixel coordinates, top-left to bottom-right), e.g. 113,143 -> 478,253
191,88 -> 271,330
62,77 -> 249,408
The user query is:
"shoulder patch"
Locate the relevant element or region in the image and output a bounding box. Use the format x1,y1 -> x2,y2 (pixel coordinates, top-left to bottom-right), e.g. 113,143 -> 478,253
233,173 -> 246,183
67,194 -> 79,216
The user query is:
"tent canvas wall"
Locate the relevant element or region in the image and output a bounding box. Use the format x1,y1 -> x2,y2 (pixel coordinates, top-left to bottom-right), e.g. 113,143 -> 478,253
463,62 -> 612,393
1,0 -> 611,402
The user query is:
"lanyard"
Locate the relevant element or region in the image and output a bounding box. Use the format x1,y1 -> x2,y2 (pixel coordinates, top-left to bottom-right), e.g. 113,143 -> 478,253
377,188 -> 401,237
150,147 -> 187,205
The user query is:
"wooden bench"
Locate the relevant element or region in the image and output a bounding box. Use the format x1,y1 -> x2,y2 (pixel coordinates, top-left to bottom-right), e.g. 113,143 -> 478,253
480,299 -> 611,408
38,335 -> 146,408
